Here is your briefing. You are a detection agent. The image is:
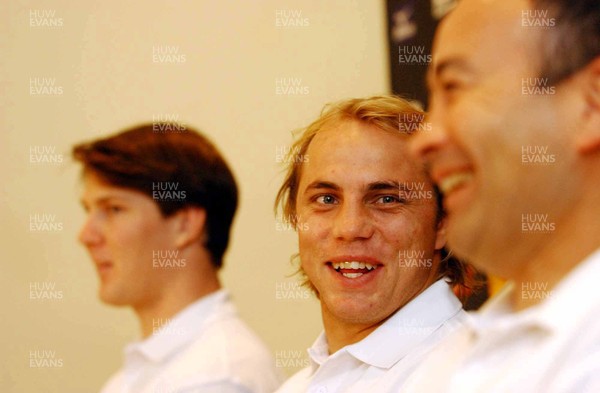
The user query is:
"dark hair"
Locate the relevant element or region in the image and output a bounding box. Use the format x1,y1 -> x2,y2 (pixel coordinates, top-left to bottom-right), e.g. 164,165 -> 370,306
72,124 -> 238,269
532,0 -> 600,84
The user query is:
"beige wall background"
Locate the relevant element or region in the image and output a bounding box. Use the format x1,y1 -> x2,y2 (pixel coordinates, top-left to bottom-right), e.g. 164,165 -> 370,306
0,1 -> 389,392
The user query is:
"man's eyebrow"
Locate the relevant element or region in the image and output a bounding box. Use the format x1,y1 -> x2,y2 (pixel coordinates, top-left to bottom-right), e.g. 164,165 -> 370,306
367,181 -> 403,192
426,57 -> 472,88
80,195 -> 127,208
304,181 -> 341,193
304,181 -> 410,193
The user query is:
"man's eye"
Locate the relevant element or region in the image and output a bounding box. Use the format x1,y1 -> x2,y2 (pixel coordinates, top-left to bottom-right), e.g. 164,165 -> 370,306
106,205 -> 124,214
376,195 -> 400,204
316,195 -> 337,205
441,80 -> 461,94
442,81 -> 459,92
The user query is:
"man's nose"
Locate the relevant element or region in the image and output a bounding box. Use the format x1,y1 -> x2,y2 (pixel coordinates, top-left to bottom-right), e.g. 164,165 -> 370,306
78,215 -> 103,246
408,107 -> 449,161
331,202 -> 374,241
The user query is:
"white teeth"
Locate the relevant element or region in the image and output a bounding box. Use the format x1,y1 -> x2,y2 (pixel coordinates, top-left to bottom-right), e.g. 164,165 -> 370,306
342,272 -> 363,279
331,261 -> 378,271
439,173 -> 473,195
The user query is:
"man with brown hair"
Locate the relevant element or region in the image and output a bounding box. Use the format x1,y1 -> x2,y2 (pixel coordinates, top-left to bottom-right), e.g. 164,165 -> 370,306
405,0 -> 600,391
274,96 -> 471,392
74,124 -> 282,393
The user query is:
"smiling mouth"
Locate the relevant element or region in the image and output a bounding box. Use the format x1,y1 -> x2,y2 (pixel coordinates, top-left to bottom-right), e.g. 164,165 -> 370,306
328,261 -> 380,279
438,172 -> 473,196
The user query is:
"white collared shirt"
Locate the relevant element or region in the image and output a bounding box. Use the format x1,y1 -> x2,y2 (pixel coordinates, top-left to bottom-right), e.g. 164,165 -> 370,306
100,290 -> 283,393
403,248 -> 600,393
275,279 -> 467,393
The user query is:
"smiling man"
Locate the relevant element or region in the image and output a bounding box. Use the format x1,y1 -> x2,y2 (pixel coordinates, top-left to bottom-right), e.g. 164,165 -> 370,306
406,0 -> 600,392
73,124 -> 282,393
274,96 -> 471,392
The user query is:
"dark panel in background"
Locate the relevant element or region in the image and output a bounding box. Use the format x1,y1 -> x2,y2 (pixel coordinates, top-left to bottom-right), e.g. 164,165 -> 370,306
387,0 -> 456,109
387,0 -> 490,311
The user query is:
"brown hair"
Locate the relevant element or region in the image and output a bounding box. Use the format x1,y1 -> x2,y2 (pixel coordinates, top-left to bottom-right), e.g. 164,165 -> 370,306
73,124 -> 238,269
274,95 -> 474,300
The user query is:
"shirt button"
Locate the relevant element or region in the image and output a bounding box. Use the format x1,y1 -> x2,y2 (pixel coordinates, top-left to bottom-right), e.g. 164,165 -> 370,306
315,387 -> 327,393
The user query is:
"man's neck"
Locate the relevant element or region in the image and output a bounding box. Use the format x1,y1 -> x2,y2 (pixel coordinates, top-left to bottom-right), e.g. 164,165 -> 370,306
319,271 -> 439,354
321,310 -> 388,355
511,200 -> 600,311
134,273 -> 221,339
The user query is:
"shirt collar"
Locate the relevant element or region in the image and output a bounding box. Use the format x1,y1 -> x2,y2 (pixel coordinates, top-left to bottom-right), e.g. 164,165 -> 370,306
125,289 -> 233,363
466,282 -> 530,335
469,247 -> 600,336
308,279 -> 463,370
307,331 -> 330,368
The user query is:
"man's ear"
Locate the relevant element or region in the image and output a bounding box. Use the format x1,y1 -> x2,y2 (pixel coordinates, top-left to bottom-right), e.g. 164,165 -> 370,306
173,207 -> 207,249
575,57 -> 600,155
435,216 -> 448,251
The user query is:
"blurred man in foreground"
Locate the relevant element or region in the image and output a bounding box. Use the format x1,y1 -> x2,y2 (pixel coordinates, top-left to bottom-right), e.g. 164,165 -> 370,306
74,124 -> 282,393
274,96 -> 473,392
407,0 -> 600,391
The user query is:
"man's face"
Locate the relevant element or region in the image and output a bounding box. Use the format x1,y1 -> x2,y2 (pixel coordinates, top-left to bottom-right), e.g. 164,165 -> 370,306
296,120 -> 445,327
411,0 -> 581,276
78,172 -> 180,308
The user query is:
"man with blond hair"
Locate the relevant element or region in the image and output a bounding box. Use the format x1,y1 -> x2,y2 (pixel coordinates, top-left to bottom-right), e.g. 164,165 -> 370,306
274,96 -> 473,392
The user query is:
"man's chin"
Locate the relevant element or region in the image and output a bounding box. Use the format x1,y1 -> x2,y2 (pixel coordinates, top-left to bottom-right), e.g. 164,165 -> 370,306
98,288 -> 130,307
322,294 -> 384,324
446,208 -> 486,262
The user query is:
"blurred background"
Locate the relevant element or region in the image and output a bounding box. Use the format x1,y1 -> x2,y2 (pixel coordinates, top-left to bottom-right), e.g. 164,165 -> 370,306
0,1 -> 468,392
0,0 -> 390,393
